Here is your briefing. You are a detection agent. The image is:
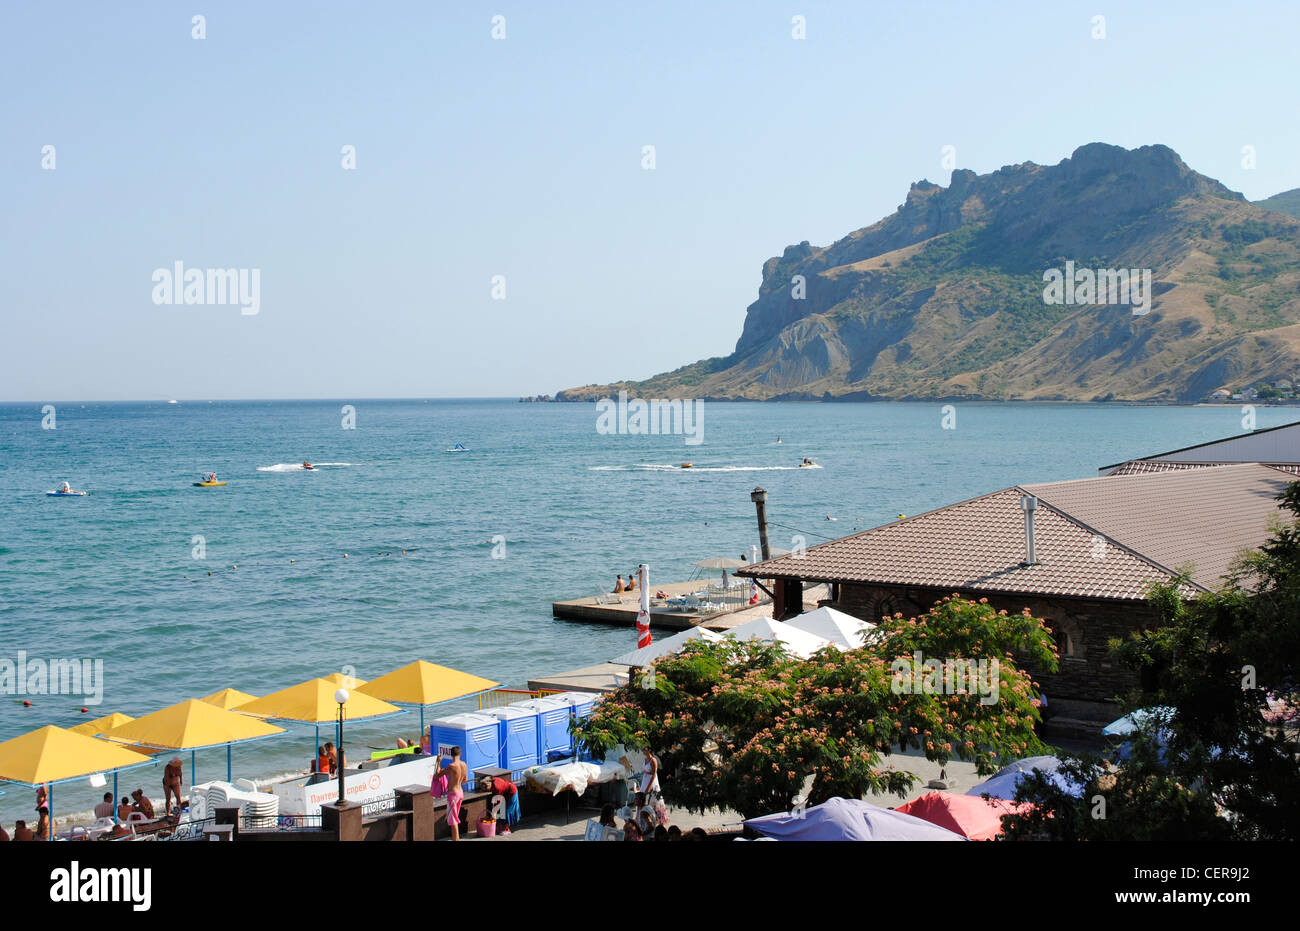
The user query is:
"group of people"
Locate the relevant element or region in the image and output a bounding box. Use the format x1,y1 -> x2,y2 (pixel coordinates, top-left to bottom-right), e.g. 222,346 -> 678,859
312,741 -> 345,776
612,571 -> 641,594
0,782 -> 163,842
430,745 -> 521,841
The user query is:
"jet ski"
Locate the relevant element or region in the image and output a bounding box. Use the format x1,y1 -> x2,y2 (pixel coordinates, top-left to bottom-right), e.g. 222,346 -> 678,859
302,462 -> 315,470
799,458 -> 817,468
47,485 -> 87,496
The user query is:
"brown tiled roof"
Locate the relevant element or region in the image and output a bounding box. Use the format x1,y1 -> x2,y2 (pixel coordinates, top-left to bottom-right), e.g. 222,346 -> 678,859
1108,459 -> 1300,476
739,464 -> 1296,601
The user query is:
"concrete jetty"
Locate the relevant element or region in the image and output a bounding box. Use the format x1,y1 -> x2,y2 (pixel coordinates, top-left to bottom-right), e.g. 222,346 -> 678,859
552,579 -> 767,630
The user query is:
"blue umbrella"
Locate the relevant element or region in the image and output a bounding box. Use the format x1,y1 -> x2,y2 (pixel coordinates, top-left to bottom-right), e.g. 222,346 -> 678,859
967,755 -> 1083,800
745,797 -> 966,841
1102,706 -> 1175,737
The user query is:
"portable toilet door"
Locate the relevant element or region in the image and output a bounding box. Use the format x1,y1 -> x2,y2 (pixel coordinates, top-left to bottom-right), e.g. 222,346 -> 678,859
481,704 -> 541,772
428,712 -> 500,773
516,697 -> 572,762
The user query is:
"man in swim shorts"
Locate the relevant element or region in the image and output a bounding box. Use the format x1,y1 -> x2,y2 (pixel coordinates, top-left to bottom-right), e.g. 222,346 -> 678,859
435,746 -> 468,841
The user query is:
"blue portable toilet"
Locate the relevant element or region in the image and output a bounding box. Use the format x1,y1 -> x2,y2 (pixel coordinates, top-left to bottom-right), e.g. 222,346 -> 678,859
546,690 -> 599,720
516,697 -> 573,762
428,712 -> 500,773
481,704 -> 541,772
543,691 -> 600,760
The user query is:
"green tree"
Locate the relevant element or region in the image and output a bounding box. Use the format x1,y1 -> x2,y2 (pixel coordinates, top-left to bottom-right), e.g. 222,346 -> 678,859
573,595 -> 1057,819
1003,483 -> 1300,840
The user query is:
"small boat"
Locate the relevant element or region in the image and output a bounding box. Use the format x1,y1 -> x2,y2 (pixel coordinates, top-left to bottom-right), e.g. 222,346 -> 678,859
302,462 -> 315,470
680,463 -> 693,469
193,481 -> 227,487
799,458 -> 817,468
46,490 -> 88,497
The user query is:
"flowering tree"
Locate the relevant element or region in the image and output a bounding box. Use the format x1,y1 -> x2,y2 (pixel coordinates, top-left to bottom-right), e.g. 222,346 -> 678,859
572,595 -> 1057,819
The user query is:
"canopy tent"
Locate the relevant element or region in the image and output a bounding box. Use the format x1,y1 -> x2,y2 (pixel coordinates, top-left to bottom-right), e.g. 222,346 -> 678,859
68,711 -> 135,737
893,791 -> 1029,840
238,677 -> 404,765
784,606 -> 875,650
356,660 -> 500,733
1102,705 -> 1175,737
611,626 -> 725,667
200,688 -> 258,710
745,797 -> 966,841
101,698 -> 285,783
966,755 -> 1083,801
725,617 -> 832,659
0,725 -> 155,839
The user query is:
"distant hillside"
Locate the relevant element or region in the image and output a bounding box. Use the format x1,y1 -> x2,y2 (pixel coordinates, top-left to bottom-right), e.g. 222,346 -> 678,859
559,144 -> 1300,403
1256,188 -> 1300,219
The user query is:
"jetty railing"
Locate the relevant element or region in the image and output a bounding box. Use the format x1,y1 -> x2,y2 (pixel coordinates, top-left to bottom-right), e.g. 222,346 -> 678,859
478,687 -> 560,709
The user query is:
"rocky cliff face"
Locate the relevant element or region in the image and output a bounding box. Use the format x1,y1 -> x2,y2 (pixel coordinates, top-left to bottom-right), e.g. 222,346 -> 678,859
559,144 -> 1300,403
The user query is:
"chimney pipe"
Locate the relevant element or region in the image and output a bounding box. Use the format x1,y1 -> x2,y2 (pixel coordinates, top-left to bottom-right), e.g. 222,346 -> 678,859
1020,495 -> 1038,566
751,487 -> 771,562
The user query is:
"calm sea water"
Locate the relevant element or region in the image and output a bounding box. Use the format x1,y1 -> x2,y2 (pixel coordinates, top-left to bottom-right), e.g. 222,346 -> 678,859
1,398 -> 1296,823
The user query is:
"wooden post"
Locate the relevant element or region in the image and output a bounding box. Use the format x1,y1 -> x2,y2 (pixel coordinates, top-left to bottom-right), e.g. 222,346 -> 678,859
750,487 -> 771,562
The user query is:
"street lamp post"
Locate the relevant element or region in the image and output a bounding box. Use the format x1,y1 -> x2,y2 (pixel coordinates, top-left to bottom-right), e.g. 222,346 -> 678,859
335,688 -> 348,805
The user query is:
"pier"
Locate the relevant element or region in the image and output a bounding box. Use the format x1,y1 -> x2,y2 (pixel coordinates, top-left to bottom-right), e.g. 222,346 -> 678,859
552,579 -> 768,630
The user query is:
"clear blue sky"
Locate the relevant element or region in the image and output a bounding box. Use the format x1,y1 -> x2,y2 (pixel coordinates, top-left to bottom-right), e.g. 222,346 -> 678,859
3,1 -> 1297,401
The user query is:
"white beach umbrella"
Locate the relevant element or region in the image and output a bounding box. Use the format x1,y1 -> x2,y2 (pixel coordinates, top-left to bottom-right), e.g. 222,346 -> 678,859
785,606 -> 875,650
612,627 -> 725,667
725,617 -> 832,659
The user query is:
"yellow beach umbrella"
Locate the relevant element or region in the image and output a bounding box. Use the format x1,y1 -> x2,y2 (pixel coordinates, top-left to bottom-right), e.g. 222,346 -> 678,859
237,677 -> 403,766
358,660 -> 499,733
322,672 -> 367,689
101,698 -> 285,783
200,688 -> 258,710
68,711 -> 135,737
0,725 -> 155,838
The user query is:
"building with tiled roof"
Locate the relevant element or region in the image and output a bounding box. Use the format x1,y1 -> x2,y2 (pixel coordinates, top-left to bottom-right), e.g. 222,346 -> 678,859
1099,419 -> 1300,474
738,463 -> 1296,712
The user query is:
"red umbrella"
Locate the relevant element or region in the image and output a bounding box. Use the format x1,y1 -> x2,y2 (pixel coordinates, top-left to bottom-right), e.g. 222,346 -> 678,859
894,791 -> 1030,841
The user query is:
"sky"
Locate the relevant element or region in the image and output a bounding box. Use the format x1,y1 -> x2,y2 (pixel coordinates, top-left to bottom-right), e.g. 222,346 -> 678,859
2,1 -> 1298,401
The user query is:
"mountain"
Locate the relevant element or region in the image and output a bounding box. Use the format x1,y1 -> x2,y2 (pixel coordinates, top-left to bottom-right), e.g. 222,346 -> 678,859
1256,188 -> 1300,220
558,144 -> 1300,403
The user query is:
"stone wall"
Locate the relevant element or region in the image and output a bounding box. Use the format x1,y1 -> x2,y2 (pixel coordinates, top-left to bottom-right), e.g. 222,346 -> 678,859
834,583 -> 1160,705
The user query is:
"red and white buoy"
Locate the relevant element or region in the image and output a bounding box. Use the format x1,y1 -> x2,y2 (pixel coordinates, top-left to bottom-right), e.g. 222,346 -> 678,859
636,563 -> 652,648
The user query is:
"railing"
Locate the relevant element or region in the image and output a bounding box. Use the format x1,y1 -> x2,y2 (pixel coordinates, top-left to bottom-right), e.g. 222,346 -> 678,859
241,814 -> 323,833
361,794 -> 397,818
158,816 -> 216,841
477,688 -> 560,709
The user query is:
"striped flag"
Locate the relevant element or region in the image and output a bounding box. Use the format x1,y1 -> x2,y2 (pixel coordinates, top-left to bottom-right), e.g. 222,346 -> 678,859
636,563 -> 652,648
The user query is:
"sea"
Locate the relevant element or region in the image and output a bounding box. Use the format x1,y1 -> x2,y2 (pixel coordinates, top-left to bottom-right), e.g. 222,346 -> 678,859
1,398 -> 1296,825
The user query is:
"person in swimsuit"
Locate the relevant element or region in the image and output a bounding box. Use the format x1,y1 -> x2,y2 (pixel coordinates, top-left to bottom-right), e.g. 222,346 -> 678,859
435,746 -> 468,841
613,575 -> 625,593
163,756 -> 184,815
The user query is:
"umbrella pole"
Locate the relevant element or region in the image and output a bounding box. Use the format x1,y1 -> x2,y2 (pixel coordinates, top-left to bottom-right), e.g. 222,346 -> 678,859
113,771 -> 119,823
191,749 -> 196,786
48,783 -> 53,841
227,744 -> 232,782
